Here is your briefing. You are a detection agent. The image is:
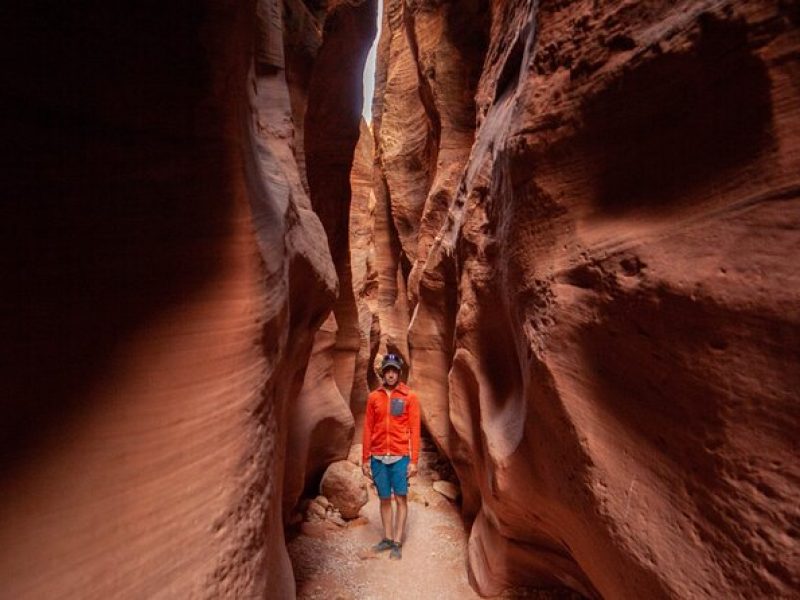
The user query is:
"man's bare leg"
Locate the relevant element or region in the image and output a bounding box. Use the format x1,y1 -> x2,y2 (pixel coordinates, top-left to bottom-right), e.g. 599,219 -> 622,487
393,495 -> 408,544
379,497 -> 394,540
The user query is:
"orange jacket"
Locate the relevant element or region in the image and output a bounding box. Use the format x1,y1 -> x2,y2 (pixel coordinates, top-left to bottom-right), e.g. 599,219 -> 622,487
362,382 -> 421,464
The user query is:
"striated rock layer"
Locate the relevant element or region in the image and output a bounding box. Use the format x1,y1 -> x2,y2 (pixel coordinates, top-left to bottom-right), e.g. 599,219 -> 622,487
367,0 -> 800,598
1,0 -> 372,597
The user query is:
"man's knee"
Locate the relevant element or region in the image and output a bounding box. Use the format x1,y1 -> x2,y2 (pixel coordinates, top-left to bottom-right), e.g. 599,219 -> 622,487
379,496 -> 393,505
395,494 -> 407,505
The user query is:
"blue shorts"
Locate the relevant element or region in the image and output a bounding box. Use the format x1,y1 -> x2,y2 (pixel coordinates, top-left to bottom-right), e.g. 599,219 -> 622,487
370,456 -> 409,499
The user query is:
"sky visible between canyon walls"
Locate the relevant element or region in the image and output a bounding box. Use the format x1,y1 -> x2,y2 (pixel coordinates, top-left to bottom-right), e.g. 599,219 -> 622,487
362,0 -> 383,124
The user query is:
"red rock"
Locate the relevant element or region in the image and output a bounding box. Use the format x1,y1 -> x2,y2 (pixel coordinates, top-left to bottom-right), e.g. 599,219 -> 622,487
329,514 -> 348,528
305,0 -> 379,434
320,460 -> 369,520
0,0 -> 375,597
3,0 -> 797,598
349,120 -> 380,412
367,1 -> 800,598
284,313 -> 355,518
306,499 -> 329,521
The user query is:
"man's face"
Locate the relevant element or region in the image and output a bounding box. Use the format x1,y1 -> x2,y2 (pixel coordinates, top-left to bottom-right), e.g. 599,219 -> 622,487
382,367 -> 399,387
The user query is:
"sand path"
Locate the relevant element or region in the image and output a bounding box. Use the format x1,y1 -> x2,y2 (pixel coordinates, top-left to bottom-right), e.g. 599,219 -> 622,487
288,470 -> 479,600
288,470 -> 582,600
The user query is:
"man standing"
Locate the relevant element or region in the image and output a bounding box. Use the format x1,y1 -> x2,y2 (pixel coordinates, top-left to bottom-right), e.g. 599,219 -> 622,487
361,353 -> 421,560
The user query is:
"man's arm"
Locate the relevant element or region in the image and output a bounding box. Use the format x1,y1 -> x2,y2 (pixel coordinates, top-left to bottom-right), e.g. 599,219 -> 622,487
361,396 -> 373,476
408,393 -> 421,470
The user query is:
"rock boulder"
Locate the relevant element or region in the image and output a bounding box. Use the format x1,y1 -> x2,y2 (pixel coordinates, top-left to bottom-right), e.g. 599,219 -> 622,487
320,460 -> 369,519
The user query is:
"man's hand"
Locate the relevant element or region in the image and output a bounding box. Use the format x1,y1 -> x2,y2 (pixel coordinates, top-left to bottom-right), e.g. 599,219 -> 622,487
362,462 -> 371,478
407,462 -> 418,479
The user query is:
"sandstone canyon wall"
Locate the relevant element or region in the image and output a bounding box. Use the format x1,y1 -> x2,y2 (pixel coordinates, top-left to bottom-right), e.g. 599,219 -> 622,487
349,119 -> 382,411
280,0 -> 377,521
366,0 -> 800,598
1,1 -> 372,597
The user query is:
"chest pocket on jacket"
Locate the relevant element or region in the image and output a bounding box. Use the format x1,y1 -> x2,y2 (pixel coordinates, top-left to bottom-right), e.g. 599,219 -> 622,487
390,397 -> 405,417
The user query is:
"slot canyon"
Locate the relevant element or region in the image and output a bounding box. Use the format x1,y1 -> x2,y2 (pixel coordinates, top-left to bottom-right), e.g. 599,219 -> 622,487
1,0 -> 798,598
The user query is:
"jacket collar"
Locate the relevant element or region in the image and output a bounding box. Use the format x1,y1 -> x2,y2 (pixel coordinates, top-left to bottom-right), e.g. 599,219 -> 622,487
380,381 -> 409,396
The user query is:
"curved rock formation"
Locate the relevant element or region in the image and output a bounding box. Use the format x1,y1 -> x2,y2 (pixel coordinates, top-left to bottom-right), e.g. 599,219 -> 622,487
1,0 -> 372,597
368,0 -> 800,598
305,0 -> 378,413
350,119 -> 381,413
280,0 -> 377,521
3,0 -> 797,597
284,314 -> 356,519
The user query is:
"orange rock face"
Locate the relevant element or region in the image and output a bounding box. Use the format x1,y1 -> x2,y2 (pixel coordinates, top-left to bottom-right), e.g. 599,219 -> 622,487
349,119 -> 381,411
369,0 -> 800,598
280,0 -> 377,522
1,0 -> 373,597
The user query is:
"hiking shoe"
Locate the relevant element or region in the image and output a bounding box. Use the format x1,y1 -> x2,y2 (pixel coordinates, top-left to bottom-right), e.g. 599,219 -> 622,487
389,542 -> 402,560
372,538 -> 394,553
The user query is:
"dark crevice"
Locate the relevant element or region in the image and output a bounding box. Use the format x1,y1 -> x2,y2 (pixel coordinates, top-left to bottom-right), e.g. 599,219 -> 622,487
305,0 -> 378,267
495,33 -> 525,102
402,2 -> 442,191
0,1 -> 234,480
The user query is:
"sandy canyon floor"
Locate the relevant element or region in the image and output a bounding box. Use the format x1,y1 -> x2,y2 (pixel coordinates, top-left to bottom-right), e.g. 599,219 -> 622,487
288,471 -> 583,600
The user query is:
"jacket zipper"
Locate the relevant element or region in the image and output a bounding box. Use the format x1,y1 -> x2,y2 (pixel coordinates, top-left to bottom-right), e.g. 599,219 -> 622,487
385,388 -> 391,455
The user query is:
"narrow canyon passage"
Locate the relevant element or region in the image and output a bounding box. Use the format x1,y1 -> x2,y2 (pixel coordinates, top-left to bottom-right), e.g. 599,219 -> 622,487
1,1 -> 798,599
286,432 -> 486,600
287,436 -> 582,600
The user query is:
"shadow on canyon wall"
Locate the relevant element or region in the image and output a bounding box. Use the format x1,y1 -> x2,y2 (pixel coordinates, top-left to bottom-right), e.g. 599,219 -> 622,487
1,2 -> 234,476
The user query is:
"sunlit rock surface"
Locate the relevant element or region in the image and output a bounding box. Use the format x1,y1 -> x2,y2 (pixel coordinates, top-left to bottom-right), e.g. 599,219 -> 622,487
368,0 -> 800,597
